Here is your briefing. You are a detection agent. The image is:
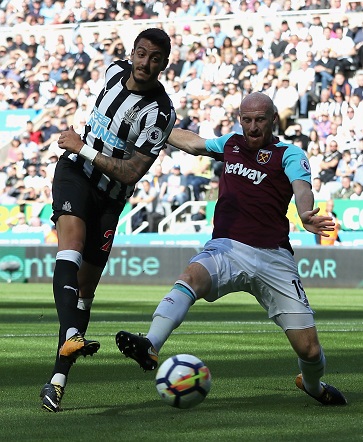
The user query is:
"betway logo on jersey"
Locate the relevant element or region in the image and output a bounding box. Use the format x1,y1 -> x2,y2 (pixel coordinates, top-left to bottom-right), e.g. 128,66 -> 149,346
225,161 -> 267,184
89,108 -> 126,150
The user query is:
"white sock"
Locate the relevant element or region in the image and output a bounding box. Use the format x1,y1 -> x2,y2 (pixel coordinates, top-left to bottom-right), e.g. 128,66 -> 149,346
77,297 -> 94,310
146,288 -> 194,352
66,327 -> 79,340
147,316 -> 176,352
51,373 -> 66,387
298,349 -> 325,397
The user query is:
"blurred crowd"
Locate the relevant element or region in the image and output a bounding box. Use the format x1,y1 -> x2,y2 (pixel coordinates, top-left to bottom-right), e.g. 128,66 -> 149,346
1,0 -> 363,234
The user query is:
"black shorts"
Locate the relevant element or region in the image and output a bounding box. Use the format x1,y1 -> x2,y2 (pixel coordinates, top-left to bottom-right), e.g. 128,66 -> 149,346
51,157 -> 126,267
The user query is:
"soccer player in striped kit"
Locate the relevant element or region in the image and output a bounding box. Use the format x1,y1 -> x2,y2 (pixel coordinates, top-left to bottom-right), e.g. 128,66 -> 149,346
40,28 -> 176,412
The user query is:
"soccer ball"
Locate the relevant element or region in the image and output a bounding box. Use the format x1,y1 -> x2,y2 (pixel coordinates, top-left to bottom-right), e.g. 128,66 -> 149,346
155,354 -> 212,409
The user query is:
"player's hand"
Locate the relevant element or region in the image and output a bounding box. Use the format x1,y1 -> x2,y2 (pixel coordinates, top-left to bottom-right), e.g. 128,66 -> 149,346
301,207 -> 335,237
58,125 -> 84,153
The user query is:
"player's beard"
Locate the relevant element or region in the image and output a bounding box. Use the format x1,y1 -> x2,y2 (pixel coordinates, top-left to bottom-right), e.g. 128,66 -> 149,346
132,65 -> 158,85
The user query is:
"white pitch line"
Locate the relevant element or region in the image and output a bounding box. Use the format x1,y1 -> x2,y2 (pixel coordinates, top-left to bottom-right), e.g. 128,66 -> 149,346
1,328 -> 363,339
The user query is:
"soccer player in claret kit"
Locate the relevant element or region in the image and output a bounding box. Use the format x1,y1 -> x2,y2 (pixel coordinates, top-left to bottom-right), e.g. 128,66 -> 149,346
40,28 -> 176,412
117,92 -> 347,406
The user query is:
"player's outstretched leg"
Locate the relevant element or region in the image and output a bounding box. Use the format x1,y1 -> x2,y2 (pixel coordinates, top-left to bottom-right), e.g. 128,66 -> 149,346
116,330 -> 158,371
295,374 -> 347,405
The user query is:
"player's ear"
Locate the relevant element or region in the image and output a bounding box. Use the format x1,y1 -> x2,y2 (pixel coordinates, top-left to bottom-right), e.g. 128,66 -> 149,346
130,49 -> 135,60
272,110 -> 279,126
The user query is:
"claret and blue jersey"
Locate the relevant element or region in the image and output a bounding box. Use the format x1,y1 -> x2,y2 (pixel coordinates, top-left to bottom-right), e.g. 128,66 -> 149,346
205,132 -> 311,251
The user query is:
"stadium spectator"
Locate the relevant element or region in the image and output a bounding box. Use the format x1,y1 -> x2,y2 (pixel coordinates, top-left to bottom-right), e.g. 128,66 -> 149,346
183,69 -> 203,101
160,164 -> 189,212
44,152 -> 59,182
39,118 -> 60,152
335,149 -> 358,181
149,148 -> 174,176
307,128 -> 325,153
350,182 -> 363,200
197,107 -> 218,138
330,70 -> 352,102
175,96 -> 189,120
331,175 -> 355,199
313,110 -> 332,144
253,47 -> 270,74
231,25 -> 244,51
314,48 -> 337,92
220,36 -> 237,61
312,177 -> 331,201
285,46 -> 300,70
180,50 -> 204,82
37,184 -> 53,204
276,59 -> 293,83
3,137 -> 21,165
284,123 -> 310,152
210,23 -> 228,49
23,163 -> 46,192
274,76 -> 299,133
341,105 -> 359,134
230,51 -> 249,82
17,185 -> 39,205
26,120 -> 42,144
11,213 -> 51,235
330,90 -> 349,117
0,180 -> 18,205
129,178 -> 165,232
19,132 -> 38,160
216,52 -> 235,84
149,163 -> 169,194
168,49 -> 185,77
157,2 -> 177,19
6,212 -> 28,230
11,150 -> 27,179
318,138 -> 342,191
269,29 -> 288,68
185,154 -> 213,201
222,82 -> 243,112
209,94 -> 226,126
330,26 -> 356,75
116,92 -> 347,407
314,88 -> 334,117
291,59 -> 316,117
56,69 -> 75,93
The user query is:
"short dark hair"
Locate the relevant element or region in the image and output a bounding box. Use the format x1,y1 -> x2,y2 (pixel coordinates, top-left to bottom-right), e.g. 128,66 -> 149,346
134,28 -> 171,59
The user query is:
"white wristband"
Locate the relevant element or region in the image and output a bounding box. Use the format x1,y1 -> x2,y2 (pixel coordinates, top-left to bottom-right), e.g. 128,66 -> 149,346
79,144 -> 98,164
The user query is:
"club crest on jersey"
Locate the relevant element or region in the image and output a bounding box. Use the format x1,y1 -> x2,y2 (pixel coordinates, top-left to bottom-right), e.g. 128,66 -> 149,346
257,149 -> 272,164
301,158 -> 311,173
147,127 -> 163,144
124,106 -> 140,125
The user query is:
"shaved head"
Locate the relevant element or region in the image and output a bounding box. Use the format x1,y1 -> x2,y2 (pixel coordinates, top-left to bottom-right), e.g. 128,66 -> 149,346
239,92 -> 278,150
240,92 -> 275,118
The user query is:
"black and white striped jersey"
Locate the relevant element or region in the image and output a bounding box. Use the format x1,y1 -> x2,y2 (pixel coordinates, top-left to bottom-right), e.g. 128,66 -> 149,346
64,60 -> 176,201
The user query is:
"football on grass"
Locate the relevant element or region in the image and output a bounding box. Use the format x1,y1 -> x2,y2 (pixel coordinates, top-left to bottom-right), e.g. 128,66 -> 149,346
155,354 -> 211,409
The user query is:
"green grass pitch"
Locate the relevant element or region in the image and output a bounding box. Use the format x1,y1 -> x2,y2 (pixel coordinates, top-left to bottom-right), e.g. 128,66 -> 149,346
0,284 -> 362,442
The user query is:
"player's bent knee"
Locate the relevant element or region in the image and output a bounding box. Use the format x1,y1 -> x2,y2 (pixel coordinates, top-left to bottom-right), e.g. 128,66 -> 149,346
178,265 -> 211,299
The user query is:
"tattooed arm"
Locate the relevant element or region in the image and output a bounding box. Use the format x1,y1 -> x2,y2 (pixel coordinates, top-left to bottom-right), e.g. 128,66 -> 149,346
58,126 -> 155,185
